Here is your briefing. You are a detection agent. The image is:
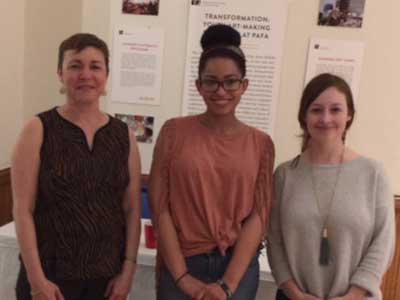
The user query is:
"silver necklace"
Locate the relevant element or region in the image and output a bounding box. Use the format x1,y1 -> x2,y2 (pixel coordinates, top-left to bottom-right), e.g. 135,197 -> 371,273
309,147 -> 345,266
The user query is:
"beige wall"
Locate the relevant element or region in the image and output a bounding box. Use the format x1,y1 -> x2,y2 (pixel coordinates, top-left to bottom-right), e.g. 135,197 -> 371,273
0,0 -> 82,169
24,1 -> 82,118
0,1 -> 24,169
274,0 -> 400,192
1,1 -> 399,193
82,0 -> 400,192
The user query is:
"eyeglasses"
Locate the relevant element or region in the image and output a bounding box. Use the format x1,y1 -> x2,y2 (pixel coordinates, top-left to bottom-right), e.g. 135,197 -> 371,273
199,78 -> 243,93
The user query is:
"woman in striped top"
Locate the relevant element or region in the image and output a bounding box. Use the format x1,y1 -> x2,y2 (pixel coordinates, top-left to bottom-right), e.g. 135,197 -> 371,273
11,33 -> 142,300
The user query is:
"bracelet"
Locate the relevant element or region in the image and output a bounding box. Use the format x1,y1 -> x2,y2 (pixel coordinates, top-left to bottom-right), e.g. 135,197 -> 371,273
175,271 -> 189,286
30,289 -> 42,296
124,257 -> 137,264
216,279 -> 233,299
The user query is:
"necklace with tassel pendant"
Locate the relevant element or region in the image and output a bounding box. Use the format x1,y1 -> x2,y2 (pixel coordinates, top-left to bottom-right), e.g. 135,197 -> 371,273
309,147 -> 345,266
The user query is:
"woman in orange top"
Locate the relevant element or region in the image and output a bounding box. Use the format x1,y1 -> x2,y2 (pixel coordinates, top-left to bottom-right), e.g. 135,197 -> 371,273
149,24 -> 274,300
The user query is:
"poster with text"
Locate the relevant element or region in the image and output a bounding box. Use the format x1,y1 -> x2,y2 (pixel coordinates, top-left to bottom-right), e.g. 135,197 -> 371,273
111,27 -> 164,105
182,0 -> 288,136
305,38 -> 365,101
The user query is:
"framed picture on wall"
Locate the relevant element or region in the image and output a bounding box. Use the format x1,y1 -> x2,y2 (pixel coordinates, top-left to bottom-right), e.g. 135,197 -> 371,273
115,113 -> 155,144
122,0 -> 160,16
318,0 -> 366,28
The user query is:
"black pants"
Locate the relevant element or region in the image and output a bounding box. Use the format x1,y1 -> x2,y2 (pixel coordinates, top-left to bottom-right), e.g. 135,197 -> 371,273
275,289 -> 290,300
16,264 -> 112,300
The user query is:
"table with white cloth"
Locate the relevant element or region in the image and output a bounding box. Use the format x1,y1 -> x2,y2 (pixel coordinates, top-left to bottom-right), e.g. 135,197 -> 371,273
0,221 -> 274,300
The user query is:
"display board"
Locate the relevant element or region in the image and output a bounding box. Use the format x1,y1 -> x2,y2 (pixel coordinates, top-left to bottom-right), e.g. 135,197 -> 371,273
83,0 -> 400,192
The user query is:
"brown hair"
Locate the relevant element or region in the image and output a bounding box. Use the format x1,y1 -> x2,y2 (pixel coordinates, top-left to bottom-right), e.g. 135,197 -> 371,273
58,33 -> 109,74
298,73 -> 355,151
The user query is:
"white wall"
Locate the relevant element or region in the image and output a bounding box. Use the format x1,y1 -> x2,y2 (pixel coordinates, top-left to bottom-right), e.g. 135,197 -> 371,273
0,1 -> 24,169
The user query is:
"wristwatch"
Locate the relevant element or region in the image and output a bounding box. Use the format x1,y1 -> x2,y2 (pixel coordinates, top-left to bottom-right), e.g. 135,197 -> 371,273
216,279 -> 233,299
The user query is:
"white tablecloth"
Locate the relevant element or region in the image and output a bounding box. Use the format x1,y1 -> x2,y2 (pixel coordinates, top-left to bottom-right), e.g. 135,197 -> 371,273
0,222 -> 274,300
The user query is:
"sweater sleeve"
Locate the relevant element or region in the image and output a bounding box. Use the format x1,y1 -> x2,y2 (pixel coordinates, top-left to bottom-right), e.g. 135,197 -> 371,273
350,166 -> 396,297
254,135 -> 275,237
267,164 -> 294,287
148,119 -> 177,236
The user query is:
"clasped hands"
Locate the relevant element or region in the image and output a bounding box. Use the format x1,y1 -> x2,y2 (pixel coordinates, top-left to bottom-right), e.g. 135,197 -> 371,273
178,273 -> 231,300
291,290 -> 365,300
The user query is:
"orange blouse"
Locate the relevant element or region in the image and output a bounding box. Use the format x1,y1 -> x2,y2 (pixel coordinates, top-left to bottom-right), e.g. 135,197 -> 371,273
149,115 -> 274,257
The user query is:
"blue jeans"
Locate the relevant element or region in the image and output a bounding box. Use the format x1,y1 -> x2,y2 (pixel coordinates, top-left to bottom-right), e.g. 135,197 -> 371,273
157,248 -> 260,300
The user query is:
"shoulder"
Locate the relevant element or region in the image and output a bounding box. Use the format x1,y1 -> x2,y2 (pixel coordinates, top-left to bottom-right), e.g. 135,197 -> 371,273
12,116 -> 44,159
167,115 -> 198,127
346,156 -> 386,177
21,116 -> 44,138
160,115 -> 198,136
246,126 -> 274,150
109,114 -> 129,130
273,156 -> 303,180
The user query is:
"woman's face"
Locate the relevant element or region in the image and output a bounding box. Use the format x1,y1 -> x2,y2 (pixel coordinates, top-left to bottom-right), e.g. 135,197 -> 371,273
196,57 -> 248,117
58,47 -> 107,105
305,86 -> 352,144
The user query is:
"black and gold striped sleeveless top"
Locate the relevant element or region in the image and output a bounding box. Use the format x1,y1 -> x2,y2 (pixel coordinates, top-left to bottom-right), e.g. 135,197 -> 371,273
34,107 -> 130,280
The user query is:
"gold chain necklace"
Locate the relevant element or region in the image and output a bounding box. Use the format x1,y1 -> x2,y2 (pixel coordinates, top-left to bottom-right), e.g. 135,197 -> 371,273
309,147 -> 345,266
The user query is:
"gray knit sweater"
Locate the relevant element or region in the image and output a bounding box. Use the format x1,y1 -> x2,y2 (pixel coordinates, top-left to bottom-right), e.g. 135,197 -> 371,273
267,155 -> 395,300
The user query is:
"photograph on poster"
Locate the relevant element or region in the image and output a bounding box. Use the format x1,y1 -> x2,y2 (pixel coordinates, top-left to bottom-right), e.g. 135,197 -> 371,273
191,0 -> 201,5
318,0 -> 366,28
122,0 -> 159,16
115,113 -> 155,143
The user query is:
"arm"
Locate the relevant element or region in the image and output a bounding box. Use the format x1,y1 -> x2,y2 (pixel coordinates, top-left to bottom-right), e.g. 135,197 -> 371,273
106,129 -> 142,300
201,211 -> 265,300
202,137 -> 275,300
346,167 -> 395,299
266,166 -> 293,288
157,210 -> 206,298
12,117 -> 63,300
267,164 -> 321,300
148,120 -> 205,299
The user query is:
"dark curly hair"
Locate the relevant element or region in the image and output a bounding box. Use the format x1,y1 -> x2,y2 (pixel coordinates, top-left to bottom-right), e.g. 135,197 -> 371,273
198,24 -> 246,77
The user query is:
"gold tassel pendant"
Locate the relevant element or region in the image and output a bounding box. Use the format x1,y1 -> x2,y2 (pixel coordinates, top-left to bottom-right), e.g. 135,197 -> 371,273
319,228 -> 330,266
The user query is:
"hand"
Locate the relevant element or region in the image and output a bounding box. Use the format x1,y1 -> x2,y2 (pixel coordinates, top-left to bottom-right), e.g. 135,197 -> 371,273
177,274 -> 206,299
30,278 -> 64,300
330,293 -> 364,300
104,266 -> 135,300
330,285 -> 366,300
295,293 -> 322,300
201,283 -> 226,300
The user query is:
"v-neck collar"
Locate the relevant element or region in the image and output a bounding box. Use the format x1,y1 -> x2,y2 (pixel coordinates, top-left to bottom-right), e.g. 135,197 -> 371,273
53,107 -> 111,153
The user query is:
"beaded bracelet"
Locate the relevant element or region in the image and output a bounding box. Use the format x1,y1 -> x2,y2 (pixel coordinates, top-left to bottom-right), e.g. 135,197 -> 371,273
30,289 -> 42,296
216,279 -> 233,299
175,271 -> 189,286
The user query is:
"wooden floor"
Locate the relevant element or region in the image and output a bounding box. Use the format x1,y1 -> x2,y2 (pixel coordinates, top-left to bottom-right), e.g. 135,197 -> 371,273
381,196 -> 400,300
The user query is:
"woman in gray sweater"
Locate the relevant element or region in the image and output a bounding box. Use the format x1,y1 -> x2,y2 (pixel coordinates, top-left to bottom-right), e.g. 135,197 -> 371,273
267,73 -> 395,300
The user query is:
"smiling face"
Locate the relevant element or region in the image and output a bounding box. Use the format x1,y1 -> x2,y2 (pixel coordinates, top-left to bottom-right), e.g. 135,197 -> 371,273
58,47 -> 107,105
304,87 -> 352,145
196,57 -> 248,117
